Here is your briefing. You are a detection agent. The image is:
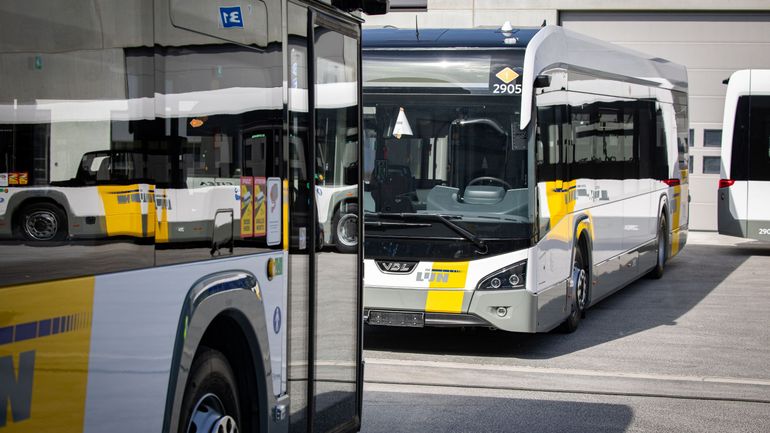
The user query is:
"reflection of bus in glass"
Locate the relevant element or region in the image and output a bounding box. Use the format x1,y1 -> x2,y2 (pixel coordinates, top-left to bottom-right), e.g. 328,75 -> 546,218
0,136 -> 159,241
316,122 -> 359,253
0,0 -> 385,432
362,26 -> 688,333
718,69 -> 770,242
0,117 -> 272,243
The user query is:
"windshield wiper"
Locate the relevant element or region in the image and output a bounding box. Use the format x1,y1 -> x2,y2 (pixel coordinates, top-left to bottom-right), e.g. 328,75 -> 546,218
366,212 -> 488,254
364,220 -> 433,228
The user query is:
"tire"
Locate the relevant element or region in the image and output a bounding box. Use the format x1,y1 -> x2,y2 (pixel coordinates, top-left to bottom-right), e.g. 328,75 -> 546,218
17,202 -> 68,241
179,347 -> 241,433
649,215 -> 668,279
561,244 -> 589,333
332,203 -> 358,254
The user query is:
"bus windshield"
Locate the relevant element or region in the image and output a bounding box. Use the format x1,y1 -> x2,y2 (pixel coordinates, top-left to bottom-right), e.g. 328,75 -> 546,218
362,50 -> 531,257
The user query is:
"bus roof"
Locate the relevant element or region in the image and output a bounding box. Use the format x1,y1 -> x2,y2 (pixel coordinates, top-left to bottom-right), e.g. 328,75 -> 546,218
363,26 -> 688,129
363,27 -> 539,49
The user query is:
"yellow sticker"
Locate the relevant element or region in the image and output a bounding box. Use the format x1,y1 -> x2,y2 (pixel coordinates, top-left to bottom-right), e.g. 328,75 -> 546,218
496,67 -> 520,84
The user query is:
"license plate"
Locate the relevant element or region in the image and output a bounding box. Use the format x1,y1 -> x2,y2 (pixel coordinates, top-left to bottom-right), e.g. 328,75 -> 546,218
367,310 -> 424,328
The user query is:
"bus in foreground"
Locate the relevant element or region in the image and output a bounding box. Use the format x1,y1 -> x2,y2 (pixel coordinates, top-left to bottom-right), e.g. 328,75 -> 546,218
362,26 -> 689,333
0,0 -> 387,432
718,69 -> 770,242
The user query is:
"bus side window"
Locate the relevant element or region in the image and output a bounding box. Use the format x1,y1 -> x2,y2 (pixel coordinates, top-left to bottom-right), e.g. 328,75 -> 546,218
748,96 -> 770,181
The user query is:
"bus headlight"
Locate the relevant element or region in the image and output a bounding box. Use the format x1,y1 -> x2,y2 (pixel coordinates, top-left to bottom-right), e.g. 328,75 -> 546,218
477,260 -> 526,291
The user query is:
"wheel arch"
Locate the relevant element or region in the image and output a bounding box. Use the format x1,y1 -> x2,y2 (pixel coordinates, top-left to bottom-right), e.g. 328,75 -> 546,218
572,214 -> 593,306
656,193 -> 670,225
9,191 -> 71,228
163,271 -> 273,433
330,196 -> 358,248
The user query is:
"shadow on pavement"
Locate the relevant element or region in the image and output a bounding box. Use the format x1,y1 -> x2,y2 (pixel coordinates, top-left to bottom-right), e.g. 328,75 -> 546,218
364,243 -> 754,359
360,391 -> 633,433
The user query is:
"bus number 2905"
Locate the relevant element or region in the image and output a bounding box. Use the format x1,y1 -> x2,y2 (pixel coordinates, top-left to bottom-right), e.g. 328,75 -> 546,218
492,83 -> 523,94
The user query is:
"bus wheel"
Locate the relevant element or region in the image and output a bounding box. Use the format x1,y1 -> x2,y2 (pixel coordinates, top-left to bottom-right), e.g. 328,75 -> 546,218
19,202 -> 68,241
180,348 -> 241,433
649,215 -> 668,279
333,203 -> 358,254
561,246 -> 588,333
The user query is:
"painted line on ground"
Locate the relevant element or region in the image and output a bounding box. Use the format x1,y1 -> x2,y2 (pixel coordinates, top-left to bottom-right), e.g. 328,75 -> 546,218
365,357 -> 770,387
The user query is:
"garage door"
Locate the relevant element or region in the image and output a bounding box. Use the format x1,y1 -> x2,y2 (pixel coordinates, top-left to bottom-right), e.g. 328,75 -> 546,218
561,12 -> 770,230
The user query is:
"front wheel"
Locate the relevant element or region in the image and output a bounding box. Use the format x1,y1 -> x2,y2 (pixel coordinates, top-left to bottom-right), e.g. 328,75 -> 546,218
18,202 -> 68,241
179,348 -> 241,433
332,203 -> 358,254
561,246 -> 588,333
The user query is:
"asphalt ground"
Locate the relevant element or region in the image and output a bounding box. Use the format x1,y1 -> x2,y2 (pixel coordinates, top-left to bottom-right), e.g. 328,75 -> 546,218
360,232 -> 770,432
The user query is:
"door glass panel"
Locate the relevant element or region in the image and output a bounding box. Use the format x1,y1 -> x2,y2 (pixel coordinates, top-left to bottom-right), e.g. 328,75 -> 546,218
287,3 -> 311,433
312,16 -> 360,433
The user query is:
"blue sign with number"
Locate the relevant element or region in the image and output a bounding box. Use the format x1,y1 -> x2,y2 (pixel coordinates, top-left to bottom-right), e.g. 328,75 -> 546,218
220,6 -> 244,28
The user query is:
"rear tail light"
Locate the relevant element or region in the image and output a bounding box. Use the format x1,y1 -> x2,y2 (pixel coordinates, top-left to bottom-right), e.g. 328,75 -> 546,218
718,179 -> 735,189
662,179 -> 681,187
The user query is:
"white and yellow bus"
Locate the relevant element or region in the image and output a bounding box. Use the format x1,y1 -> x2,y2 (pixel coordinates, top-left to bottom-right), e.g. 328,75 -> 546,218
362,25 -> 689,333
718,69 -> 770,242
0,0 -> 388,432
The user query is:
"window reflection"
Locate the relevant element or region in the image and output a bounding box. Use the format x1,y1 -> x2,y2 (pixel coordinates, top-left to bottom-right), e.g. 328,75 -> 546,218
312,21 -> 361,433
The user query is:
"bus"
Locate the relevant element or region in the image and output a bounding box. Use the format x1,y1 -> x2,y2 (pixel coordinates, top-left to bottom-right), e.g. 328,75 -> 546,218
361,25 -> 689,333
718,69 -> 770,242
0,0 -> 387,432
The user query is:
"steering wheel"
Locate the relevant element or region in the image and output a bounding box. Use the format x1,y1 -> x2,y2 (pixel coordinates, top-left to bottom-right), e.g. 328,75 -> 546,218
466,176 -> 512,190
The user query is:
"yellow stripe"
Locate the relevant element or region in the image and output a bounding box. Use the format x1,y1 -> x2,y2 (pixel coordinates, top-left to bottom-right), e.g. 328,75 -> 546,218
670,168 -> 688,255
425,290 -> 464,313
282,179 -> 289,250
0,277 -> 95,432
543,179 -> 578,241
97,184 -> 153,237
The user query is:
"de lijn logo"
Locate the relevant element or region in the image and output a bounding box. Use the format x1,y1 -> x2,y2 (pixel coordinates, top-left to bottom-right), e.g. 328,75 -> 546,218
220,6 -> 244,28
415,268 -> 460,283
0,351 -> 35,427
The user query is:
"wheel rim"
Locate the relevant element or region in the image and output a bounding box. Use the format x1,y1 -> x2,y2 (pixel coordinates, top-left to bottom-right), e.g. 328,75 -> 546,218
574,266 -> 588,311
187,393 -> 238,433
24,210 -> 59,241
336,213 -> 358,247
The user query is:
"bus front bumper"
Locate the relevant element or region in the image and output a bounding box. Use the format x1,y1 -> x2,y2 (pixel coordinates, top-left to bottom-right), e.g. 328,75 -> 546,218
364,285 -> 561,333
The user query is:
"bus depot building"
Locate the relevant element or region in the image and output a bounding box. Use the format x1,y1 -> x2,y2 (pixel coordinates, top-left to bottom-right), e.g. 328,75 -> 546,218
365,0 -> 770,231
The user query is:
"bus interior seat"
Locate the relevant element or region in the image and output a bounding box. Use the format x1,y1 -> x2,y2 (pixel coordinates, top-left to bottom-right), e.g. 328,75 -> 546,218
372,164 -> 417,212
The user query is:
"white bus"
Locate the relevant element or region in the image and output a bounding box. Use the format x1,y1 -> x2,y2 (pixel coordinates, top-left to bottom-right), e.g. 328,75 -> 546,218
0,0 -> 388,432
362,25 -> 689,333
718,69 -> 770,242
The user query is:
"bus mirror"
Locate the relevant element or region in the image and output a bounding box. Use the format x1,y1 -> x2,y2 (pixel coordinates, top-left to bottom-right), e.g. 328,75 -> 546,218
332,0 -> 390,15
534,75 -> 551,88
512,129 -> 528,150
362,0 -> 390,15
344,161 -> 359,185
